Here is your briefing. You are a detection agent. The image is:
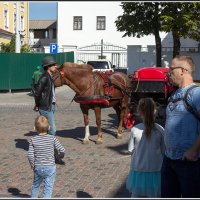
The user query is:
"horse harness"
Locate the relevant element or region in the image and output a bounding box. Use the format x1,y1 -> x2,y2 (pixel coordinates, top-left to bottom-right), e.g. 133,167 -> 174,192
94,72 -> 114,98
53,65 -> 131,106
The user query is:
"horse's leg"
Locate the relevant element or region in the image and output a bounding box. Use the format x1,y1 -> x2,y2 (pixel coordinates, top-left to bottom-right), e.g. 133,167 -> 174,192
113,103 -> 123,139
94,106 -> 103,144
80,104 -> 90,144
114,97 -> 128,139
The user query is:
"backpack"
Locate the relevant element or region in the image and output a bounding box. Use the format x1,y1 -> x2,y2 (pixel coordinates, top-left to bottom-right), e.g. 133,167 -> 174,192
182,85 -> 200,121
168,85 -> 200,121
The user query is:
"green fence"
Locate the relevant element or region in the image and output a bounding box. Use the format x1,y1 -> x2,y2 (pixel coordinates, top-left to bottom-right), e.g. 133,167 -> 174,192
0,52 -> 74,91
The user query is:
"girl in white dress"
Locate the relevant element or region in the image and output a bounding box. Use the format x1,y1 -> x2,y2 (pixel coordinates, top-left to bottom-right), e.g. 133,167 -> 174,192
126,98 -> 165,197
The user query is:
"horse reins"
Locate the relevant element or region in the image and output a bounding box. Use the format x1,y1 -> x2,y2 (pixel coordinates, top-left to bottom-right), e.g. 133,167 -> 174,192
53,66 -> 132,106
53,66 -> 101,105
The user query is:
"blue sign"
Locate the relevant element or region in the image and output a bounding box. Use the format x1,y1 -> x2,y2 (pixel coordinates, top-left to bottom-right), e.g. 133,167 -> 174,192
50,43 -> 58,53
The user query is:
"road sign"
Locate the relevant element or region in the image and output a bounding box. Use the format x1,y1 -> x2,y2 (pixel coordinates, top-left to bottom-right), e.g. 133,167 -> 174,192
50,43 -> 58,53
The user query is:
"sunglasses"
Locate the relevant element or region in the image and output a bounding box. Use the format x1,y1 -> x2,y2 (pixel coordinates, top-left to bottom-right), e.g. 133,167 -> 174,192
169,67 -> 188,72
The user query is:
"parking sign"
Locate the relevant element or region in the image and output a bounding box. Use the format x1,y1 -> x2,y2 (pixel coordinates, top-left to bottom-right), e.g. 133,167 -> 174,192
50,43 -> 58,53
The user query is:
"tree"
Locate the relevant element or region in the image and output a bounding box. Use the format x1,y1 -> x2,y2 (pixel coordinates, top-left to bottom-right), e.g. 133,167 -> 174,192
160,2 -> 200,57
115,2 -> 162,67
1,35 -> 31,53
1,36 -> 16,52
21,43 -> 31,52
115,2 -> 200,65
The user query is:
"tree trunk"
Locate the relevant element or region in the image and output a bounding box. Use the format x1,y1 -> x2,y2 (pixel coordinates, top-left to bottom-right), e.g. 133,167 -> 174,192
155,32 -> 162,67
154,3 -> 162,67
172,30 -> 181,58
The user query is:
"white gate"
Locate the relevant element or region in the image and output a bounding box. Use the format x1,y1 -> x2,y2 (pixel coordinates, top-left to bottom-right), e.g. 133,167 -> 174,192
76,43 -> 127,68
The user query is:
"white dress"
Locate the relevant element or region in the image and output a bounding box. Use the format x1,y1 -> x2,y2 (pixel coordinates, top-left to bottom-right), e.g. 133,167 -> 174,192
126,123 -> 165,197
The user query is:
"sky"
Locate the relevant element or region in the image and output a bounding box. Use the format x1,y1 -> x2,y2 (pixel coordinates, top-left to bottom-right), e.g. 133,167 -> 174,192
29,2 -> 57,20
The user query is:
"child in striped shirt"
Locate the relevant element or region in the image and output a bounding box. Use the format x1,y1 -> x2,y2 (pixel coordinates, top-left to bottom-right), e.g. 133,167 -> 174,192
28,116 -> 65,198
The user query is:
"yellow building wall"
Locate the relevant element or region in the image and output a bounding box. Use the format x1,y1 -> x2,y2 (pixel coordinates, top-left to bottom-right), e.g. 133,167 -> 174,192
0,37 -> 11,44
0,2 -> 29,44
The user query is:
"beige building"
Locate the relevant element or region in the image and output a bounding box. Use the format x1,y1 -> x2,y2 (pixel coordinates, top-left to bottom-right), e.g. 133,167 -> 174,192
0,1 -> 28,45
29,20 -> 57,52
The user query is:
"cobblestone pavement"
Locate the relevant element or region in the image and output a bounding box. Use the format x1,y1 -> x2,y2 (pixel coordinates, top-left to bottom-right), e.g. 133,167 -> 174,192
0,86 -> 131,198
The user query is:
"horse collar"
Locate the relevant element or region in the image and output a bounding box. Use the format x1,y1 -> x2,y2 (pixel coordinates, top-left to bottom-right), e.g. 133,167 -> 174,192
60,69 -> 65,77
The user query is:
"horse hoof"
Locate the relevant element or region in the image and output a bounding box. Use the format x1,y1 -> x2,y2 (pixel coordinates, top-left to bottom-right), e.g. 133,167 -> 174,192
82,139 -> 89,144
96,140 -> 103,145
117,134 -> 122,139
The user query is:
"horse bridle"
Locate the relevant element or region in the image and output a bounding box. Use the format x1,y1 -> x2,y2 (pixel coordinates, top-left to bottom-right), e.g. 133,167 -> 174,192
52,65 -> 65,84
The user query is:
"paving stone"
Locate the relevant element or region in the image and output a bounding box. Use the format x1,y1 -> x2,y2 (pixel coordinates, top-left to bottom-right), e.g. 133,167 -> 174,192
0,86 -> 131,198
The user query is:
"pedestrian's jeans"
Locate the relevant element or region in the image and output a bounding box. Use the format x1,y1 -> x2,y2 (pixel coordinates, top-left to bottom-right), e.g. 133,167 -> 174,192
39,104 -> 56,135
31,165 -> 56,198
161,155 -> 200,198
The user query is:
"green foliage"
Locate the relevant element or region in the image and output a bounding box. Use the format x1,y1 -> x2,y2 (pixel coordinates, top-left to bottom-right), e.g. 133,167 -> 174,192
115,2 -> 162,37
21,43 -> 31,52
1,35 -> 31,53
115,2 -> 162,66
160,2 -> 200,41
115,2 -> 200,58
1,36 -> 16,52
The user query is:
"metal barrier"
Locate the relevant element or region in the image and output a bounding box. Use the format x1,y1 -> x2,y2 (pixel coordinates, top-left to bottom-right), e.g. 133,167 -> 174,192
0,52 -> 74,91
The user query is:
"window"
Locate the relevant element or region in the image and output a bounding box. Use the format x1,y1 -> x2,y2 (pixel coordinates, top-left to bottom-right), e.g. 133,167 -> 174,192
53,29 -> 57,39
4,9 -> 9,29
14,13 -> 16,33
73,16 -> 82,30
87,61 -> 108,69
20,15 -> 24,31
34,30 -> 46,39
97,16 -> 106,30
45,30 -> 49,39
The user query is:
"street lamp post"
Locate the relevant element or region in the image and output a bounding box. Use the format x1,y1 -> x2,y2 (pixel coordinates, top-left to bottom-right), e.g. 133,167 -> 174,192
15,1 -> 20,53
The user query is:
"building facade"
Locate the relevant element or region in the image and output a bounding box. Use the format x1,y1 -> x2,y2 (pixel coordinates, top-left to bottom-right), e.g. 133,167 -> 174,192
29,20 -> 57,52
0,1 -> 28,46
56,2 -> 199,67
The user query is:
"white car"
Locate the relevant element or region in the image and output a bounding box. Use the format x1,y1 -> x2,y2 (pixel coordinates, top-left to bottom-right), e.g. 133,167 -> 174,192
86,59 -> 115,72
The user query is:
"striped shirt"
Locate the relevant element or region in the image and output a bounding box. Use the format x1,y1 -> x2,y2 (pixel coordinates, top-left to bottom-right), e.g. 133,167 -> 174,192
28,134 -> 65,169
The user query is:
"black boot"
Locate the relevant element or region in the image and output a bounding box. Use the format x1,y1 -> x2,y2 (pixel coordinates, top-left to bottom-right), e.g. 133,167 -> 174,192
54,149 -> 65,165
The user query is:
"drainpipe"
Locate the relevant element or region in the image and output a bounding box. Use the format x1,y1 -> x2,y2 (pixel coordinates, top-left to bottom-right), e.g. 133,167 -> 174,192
15,1 -> 20,53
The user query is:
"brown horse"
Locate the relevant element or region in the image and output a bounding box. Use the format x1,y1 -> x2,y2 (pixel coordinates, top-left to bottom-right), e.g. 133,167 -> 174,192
53,62 -> 132,144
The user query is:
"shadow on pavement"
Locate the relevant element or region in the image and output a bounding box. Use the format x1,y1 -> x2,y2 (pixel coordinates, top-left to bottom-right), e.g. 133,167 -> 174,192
56,126 -> 118,142
8,187 -> 30,198
112,180 -> 131,198
106,143 -> 131,155
56,126 -> 96,142
14,139 -> 29,151
24,131 -> 37,137
76,190 -> 93,198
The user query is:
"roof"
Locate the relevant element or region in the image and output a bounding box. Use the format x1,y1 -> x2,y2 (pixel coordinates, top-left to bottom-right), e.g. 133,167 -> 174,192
29,20 -> 57,30
0,28 -> 13,36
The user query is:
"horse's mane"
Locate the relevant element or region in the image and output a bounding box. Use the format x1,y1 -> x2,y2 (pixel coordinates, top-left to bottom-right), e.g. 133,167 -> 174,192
62,62 -> 93,71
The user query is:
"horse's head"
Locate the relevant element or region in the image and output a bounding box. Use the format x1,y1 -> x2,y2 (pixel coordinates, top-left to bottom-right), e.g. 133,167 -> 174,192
52,61 -> 96,95
52,64 -> 65,87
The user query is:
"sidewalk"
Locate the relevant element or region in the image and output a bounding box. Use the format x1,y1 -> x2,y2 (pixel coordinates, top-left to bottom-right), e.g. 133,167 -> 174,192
0,85 -> 75,106
0,85 -> 131,198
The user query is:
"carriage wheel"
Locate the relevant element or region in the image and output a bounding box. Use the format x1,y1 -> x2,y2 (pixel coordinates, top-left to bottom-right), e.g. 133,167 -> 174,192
124,112 -> 135,129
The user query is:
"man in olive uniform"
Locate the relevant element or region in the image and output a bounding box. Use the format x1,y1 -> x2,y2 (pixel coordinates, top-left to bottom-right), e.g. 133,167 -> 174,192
31,65 -> 43,95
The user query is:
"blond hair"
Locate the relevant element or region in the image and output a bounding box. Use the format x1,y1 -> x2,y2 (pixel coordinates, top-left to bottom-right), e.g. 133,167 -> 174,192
137,98 -> 156,138
35,116 -> 49,133
173,55 -> 195,73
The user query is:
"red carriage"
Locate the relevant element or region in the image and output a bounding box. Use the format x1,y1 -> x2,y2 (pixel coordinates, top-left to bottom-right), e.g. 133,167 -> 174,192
124,67 -> 175,129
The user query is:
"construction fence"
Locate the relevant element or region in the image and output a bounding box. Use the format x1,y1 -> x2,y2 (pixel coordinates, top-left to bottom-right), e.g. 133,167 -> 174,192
0,52 -> 74,91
